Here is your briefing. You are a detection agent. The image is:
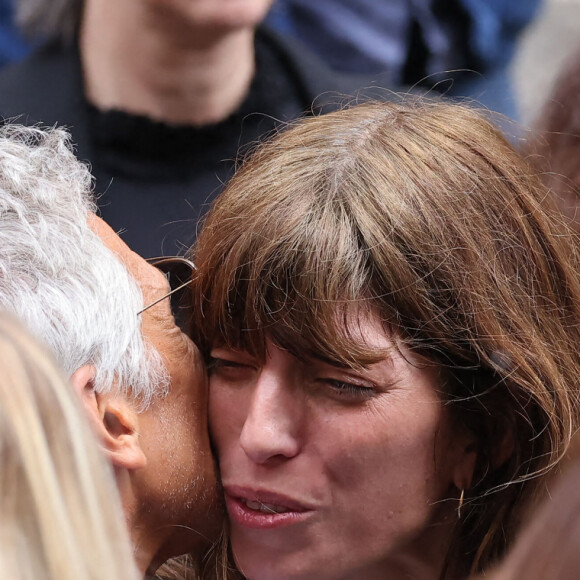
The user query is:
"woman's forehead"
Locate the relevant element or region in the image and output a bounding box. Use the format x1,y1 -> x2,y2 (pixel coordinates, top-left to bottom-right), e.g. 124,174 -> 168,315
214,303 -> 415,366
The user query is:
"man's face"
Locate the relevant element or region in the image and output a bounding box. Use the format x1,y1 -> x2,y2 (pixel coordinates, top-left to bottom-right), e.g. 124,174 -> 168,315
91,216 -> 220,562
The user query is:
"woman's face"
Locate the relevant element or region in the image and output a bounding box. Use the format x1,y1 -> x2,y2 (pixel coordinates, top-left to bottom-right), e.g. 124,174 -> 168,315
209,315 -> 476,580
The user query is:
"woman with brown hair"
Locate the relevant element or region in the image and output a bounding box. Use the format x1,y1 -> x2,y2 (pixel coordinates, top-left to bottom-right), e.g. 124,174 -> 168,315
190,99 -> 580,580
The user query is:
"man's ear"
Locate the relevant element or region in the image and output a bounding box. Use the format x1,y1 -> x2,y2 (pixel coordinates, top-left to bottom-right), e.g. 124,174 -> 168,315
70,365 -> 147,471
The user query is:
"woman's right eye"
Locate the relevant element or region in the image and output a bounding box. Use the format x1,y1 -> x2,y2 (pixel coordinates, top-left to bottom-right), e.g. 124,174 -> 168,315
207,351 -> 256,379
208,357 -> 246,371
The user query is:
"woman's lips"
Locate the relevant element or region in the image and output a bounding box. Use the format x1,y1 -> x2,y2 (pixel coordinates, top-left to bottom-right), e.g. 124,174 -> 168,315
224,485 -> 315,530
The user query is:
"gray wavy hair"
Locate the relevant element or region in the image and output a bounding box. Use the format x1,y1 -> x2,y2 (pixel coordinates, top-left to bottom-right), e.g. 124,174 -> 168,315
0,123 -> 168,406
16,0 -> 82,43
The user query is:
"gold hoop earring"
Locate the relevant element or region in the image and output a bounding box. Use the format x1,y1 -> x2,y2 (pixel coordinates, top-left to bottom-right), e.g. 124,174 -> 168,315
457,489 -> 465,520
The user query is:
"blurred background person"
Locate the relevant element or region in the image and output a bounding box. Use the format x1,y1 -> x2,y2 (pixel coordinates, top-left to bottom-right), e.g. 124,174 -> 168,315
0,0 -> 578,134
0,0 -> 394,258
0,311 -> 140,580
511,0 -> 580,128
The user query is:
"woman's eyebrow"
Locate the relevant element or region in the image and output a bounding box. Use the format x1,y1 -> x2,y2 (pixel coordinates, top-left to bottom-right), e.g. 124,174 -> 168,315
310,348 -> 396,370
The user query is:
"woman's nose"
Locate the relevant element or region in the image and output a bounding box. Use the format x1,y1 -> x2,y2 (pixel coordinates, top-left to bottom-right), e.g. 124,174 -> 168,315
239,368 -> 302,465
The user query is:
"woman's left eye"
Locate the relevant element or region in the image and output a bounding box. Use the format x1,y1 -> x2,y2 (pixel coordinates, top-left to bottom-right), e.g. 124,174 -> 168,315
323,379 -> 376,400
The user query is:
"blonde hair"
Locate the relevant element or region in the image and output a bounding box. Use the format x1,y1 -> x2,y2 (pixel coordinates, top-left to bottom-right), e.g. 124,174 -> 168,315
0,312 -> 140,580
191,100 -> 580,576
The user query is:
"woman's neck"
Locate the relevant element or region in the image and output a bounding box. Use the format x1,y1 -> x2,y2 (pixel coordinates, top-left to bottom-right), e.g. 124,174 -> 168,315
80,2 -> 256,126
355,515 -> 460,580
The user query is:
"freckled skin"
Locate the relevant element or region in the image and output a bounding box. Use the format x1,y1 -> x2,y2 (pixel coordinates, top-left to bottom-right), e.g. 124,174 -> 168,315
210,317 -> 474,580
90,216 -> 221,563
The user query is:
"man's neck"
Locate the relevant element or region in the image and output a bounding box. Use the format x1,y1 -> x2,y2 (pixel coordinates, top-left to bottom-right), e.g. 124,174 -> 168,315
132,516 -> 210,578
113,471 -> 153,576
80,2 -> 256,126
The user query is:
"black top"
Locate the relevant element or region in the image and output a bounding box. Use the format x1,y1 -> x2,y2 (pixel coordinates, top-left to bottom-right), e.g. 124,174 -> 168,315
0,27 -> 394,257
88,31 -> 305,256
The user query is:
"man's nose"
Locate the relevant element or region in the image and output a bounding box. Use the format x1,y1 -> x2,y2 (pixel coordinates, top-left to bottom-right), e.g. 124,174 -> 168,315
239,369 -> 302,465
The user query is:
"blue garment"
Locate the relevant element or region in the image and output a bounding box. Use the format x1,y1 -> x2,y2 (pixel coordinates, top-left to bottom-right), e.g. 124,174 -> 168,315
461,0 -> 541,67
267,0 -> 411,82
0,0 -> 29,67
266,0 -> 542,117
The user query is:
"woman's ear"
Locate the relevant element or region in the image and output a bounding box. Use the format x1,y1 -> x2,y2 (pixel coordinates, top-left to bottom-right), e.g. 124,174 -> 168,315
451,421 -> 515,492
452,440 -> 478,492
69,365 -> 147,471
490,423 -> 515,470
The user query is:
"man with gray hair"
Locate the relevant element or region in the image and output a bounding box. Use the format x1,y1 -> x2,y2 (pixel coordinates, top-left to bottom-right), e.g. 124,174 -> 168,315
0,123 -> 220,575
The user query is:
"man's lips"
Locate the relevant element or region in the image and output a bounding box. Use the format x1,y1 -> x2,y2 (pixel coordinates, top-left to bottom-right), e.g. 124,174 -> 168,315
224,485 -> 316,529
